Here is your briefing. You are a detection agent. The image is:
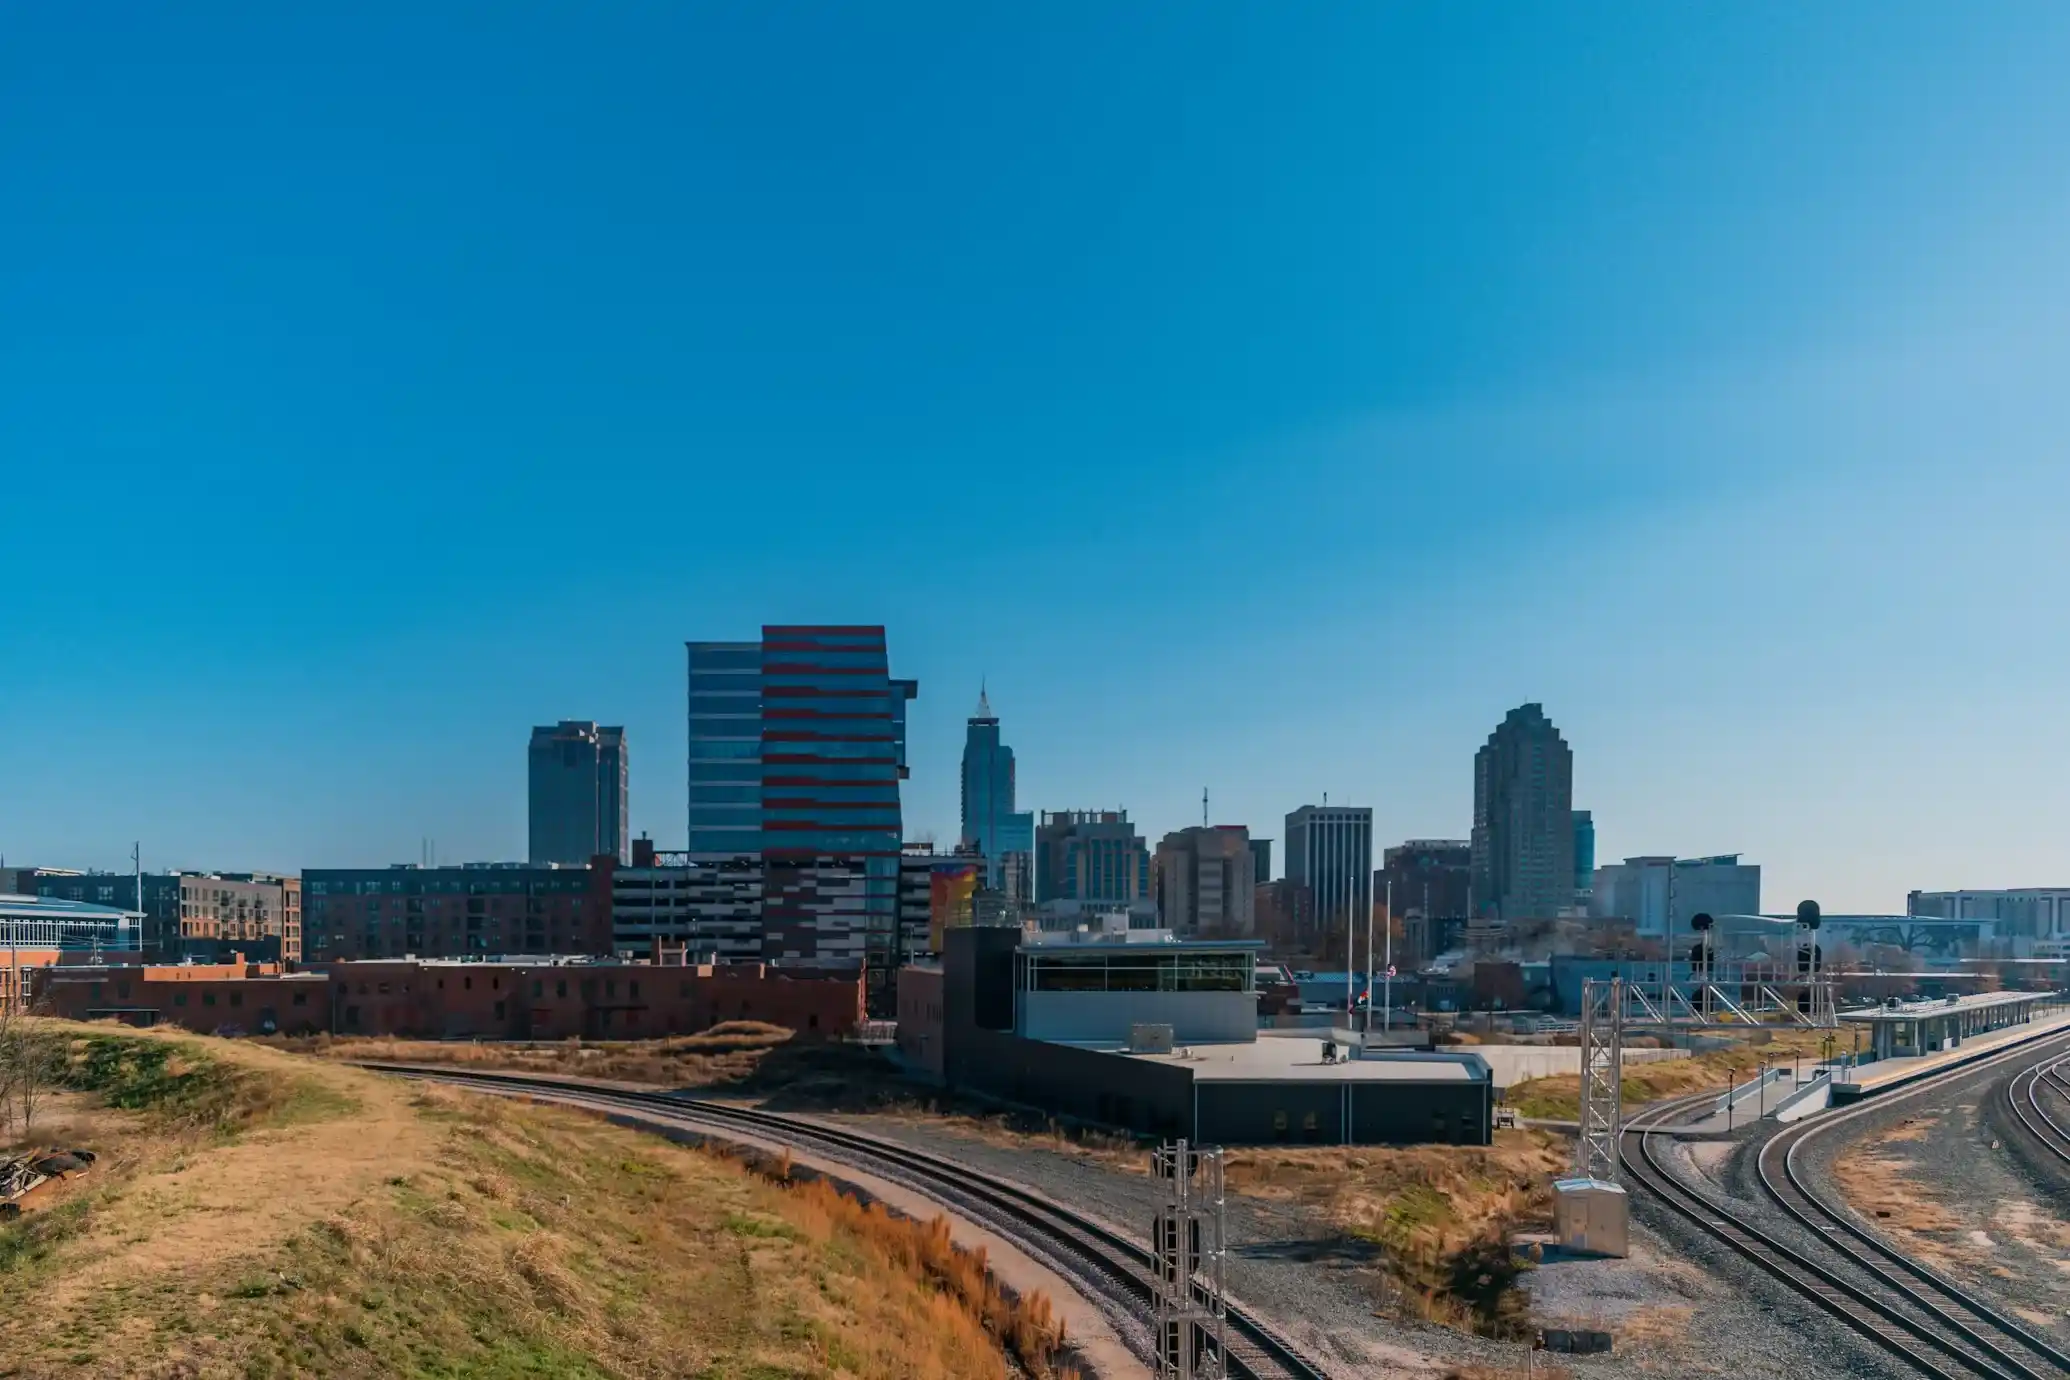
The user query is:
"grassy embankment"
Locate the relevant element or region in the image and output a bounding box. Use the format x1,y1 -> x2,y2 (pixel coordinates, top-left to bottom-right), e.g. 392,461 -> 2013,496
0,1022 -> 1069,1380
301,1028 -> 1572,1338
1504,1027 -> 1841,1121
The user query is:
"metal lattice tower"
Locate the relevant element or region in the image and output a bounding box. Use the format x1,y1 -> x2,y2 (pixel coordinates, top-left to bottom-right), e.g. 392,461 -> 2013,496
1576,978 -> 1625,1181
1151,1140 -> 1227,1380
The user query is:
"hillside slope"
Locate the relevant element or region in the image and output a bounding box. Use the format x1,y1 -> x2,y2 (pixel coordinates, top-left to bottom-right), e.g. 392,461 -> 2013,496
0,1024 -> 1061,1380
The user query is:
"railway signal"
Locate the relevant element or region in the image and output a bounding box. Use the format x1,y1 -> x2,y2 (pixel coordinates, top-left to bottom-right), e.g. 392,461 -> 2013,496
1149,1138 -> 1227,1380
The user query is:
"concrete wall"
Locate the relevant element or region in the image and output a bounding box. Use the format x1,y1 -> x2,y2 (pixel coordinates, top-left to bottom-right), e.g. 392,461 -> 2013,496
1015,990 -> 1257,1044
955,1026 -> 1197,1136
895,965 -> 944,1081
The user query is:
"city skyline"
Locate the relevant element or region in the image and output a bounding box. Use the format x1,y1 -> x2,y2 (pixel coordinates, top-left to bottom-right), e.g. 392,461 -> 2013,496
11,8 -> 2070,911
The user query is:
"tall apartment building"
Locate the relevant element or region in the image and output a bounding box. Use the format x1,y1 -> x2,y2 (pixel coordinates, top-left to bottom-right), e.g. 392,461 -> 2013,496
1035,810 -> 1151,906
529,721 -> 629,865
1380,839 -> 1471,964
959,688 -> 1034,896
1285,805 -> 1373,954
29,871 -> 300,962
1471,703 -> 1575,924
1590,855 -> 1760,940
686,627 -> 918,1010
302,863 -> 602,961
1154,825 -> 1256,937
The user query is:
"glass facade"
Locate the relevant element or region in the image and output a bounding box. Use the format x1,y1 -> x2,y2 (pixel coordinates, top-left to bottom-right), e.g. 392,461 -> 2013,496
687,627 -> 916,1013
1572,810 -> 1595,897
686,642 -> 764,855
959,695 -> 1034,891
1017,947 -> 1256,993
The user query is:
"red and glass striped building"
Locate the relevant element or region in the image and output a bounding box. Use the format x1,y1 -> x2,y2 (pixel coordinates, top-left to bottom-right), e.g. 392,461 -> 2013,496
686,626 -> 917,1011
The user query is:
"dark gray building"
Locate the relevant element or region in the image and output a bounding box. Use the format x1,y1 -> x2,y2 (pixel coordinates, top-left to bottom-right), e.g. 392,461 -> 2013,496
528,721 -> 629,866
1249,837 -> 1272,885
1471,704 -> 1575,924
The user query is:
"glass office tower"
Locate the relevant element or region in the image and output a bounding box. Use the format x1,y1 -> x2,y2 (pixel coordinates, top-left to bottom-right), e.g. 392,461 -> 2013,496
686,627 -> 916,1012
958,687 -> 1034,892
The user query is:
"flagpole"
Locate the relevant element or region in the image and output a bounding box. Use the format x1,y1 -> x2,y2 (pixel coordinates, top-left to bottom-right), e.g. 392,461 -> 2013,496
1364,877 -> 1375,1035
1383,878 -> 1394,1036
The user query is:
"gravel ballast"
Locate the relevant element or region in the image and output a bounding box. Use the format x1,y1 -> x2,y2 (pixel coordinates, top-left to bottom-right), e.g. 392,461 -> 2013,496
827,1109 -> 1905,1378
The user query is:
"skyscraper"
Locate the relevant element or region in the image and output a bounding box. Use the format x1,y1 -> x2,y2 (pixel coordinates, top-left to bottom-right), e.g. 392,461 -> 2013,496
1249,838 -> 1272,885
528,721 -> 628,865
1571,809 -> 1595,903
959,687 -> 1034,895
1471,703 -> 1576,924
685,627 -> 917,1008
1285,805 -> 1373,955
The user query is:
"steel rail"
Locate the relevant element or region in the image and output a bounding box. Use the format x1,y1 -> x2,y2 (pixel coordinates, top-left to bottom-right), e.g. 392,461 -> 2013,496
1767,1033 -> 2070,1380
1620,1093 -> 1981,1380
361,1063 -> 1331,1380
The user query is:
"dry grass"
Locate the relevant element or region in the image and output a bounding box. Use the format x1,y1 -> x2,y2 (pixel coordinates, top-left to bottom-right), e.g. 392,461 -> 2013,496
0,1022 -> 1073,1379
1443,1364 -> 1574,1380
274,1020 -> 798,1087
1505,1028 -> 1840,1120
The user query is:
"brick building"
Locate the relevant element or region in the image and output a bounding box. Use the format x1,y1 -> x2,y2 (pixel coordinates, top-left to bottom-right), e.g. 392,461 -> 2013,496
33,958 -> 328,1035
302,864 -> 605,961
34,954 -> 862,1042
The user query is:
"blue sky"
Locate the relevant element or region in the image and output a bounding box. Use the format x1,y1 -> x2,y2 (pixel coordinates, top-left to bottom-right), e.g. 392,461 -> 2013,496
6,5 -> 2070,911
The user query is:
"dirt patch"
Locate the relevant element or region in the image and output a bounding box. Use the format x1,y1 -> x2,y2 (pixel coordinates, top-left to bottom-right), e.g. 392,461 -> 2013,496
1832,1114 -> 1984,1274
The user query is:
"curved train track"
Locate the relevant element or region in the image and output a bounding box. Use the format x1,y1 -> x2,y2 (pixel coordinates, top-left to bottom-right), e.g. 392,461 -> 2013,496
2003,1052 -> 2070,1167
1621,1030 -> 2070,1380
360,1063 -> 1331,1380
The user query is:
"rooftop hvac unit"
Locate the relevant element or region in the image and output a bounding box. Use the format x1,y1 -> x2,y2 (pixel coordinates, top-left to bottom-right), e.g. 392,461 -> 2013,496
1129,1022 -> 1176,1054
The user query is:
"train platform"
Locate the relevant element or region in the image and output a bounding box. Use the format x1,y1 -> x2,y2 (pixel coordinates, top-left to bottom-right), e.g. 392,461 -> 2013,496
1838,998 -> 2070,1097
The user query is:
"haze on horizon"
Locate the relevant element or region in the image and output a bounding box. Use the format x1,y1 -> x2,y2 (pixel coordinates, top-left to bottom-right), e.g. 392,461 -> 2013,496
6,5 -> 2070,914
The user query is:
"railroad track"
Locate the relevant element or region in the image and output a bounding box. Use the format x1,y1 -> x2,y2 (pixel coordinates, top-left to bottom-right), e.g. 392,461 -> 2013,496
2003,1053 -> 2070,1167
1621,1031 -> 2070,1380
360,1063 -> 1331,1380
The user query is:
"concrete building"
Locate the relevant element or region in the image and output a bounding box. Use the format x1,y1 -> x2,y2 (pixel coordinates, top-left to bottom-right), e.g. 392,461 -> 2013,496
1285,806 -> 1373,954
686,627 -> 918,1012
1572,810 -> 1595,903
1380,840 -> 1471,964
1249,838 -> 1272,885
528,721 -> 629,866
1012,928 -> 1261,1044
1036,810 -> 1151,906
34,953 -> 864,1042
1589,855 -> 1761,941
301,863 -> 604,961
1153,825 -> 1256,937
1907,888 -> 2070,958
923,926 -> 1493,1145
1471,704 -> 1575,924
959,688 -> 1034,894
